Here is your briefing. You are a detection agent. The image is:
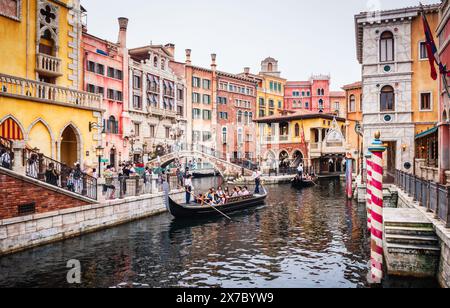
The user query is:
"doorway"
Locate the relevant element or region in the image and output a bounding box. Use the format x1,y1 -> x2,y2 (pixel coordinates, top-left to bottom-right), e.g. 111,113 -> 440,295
60,125 -> 79,167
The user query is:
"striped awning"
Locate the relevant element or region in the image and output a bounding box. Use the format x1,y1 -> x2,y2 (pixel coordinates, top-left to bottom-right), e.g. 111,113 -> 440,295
415,127 -> 438,140
0,118 -> 24,140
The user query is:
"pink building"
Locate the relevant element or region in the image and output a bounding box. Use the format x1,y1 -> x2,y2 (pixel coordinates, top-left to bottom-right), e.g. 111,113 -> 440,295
82,17 -> 130,168
284,75 -> 332,114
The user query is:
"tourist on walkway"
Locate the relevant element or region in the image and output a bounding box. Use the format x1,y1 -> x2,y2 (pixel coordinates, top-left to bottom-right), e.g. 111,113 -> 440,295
252,168 -> 262,194
73,164 -> 83,194
45,163 -> 59,186
27,154 -> 39,179
0,149 -> 11,169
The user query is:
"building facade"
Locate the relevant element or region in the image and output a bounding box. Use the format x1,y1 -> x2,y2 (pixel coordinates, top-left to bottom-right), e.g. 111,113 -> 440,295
0,0 -> 102,169
82,17 -> 130,169
128,44 -> 187,163
355,4 -> 440,182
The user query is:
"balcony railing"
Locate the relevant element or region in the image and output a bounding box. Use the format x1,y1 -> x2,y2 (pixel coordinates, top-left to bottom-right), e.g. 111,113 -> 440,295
0,73 -> 102,110
325,142 -> 343,148
310,143 -> 320,150
395,170 -> 450,228
279,135 -> 289,142
36,53 -> 62,77
147,105 -> 177,118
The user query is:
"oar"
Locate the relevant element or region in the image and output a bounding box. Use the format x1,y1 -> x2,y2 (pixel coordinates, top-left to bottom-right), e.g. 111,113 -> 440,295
179,185 -> 232,221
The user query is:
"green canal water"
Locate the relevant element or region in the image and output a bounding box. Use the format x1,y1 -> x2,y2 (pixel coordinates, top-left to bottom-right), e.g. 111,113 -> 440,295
0,178 -> 439,288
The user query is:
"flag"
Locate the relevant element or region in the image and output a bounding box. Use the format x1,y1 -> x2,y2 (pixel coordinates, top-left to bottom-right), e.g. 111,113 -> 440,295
421,6 -> 446,80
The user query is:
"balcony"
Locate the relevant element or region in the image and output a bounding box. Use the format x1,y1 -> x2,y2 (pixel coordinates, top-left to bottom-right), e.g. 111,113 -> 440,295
36,53 -> 63,77
147,105 -> 177,118
279,135 -> 289,142
0,73 -> 102,110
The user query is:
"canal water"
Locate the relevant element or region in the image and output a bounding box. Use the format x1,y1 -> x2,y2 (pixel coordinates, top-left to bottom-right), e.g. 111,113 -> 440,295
0,178 -> 439,288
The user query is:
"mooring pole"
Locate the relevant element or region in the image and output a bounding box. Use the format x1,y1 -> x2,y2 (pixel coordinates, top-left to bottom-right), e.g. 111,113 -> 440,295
346,153 -> 353,199
365,153 -> 373,233
368,132 -> 386,285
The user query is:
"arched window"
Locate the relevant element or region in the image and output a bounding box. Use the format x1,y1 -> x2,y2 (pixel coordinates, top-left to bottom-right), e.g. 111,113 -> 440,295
244,111 -> 249,124
268,63 -> 273,72
295,124 -> 300,137
299,101 -> 302,109
293,100 -> 297,108
237,110 -> 243,124
317,89 -> 321,96
153,56 -> 158,68
380,31 -> 394,62
249,112 -> 253,123
380,85 -> 395,111
222,127 -> 227,144
349,95 -> 356,112
107,116 -> 118,134
319,99 -> 324,110
161,58 -> 166,70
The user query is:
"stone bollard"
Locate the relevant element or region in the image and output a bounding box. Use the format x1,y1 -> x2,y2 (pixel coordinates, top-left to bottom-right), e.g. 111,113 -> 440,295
368,131 -> 387,285
97,178 -> 106,202
126,178 -> 136,197
12,140 -> 26,175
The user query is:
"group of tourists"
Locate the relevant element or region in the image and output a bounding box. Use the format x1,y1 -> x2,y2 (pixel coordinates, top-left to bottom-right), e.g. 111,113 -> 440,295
189,186 -> 252,207
295,163 -> 316,181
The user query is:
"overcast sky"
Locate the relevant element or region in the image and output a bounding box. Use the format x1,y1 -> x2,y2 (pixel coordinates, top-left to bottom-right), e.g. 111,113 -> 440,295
81,0 -> 439,90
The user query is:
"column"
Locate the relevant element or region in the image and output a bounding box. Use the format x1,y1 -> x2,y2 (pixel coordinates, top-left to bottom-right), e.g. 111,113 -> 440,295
368,132 -> 387,284
346,154 -> 353,199
365,153 -> 372,232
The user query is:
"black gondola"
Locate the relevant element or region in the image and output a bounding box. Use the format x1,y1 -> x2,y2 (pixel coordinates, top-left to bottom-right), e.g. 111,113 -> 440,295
291,176 -> 317,189
168,189 -> 268,219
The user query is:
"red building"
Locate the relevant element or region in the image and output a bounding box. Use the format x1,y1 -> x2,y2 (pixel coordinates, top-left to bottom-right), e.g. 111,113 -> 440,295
284,75 -> 333,114
82,17 -> 130,168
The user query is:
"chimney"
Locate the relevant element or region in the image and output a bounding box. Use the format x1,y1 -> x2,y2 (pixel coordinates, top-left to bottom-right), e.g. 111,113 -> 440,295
211,53 -> 217,71
118,17 -> 129,48
185,49 -> 192,65
244,67 -> 250,75
165,43 -> 175,58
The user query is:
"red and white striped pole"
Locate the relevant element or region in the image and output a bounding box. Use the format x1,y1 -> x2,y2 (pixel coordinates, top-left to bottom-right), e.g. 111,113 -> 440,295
365,153 -> 372,232
368,132 -> 386,284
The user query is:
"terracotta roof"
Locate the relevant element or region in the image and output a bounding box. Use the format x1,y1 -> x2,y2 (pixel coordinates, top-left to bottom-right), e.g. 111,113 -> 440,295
329,91 -> 345,97
342,81 -> 362,90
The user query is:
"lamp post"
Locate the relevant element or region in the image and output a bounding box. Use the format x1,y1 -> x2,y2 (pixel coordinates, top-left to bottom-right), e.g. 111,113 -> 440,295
96,145 -> 104,177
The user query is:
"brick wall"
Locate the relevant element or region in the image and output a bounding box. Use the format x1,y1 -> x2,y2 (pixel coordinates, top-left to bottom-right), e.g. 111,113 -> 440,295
0,172 -> 90,220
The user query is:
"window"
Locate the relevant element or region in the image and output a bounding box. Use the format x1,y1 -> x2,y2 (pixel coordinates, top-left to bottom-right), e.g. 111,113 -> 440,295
293,91 -> 300,97
0,0 -> 20,20
259,98 -> 265,106
218,97 -> 227,104
295,124 -> 300,137
87,84 -> 96,93
244,111 -> 249,124
203,110 -> 211,120
177,105 -> 183,116
270,81 -> 274,91
259,110 -> 265,117
219,112 -> 228,120
307,91 -> 310,97
87,61 -> 96,73
222,127 -> 227,144
133,95 -> 142,109
153,56 -> 158,68
202,131 -> 212,142
149,125 -> 155,138
278,101 -> 282,109
161,59 -> 166,70
334,102 -> 340,112
203,94 -> 211,104
107,67 -> 114,78
420,42 -> 428,60
237,128 -> 243,144
177,88 -> 184,100
96,64 -> 105,75
319,99 -> 324,110
305,101 -> 309,109
380,31 -> 394,62
193,131 -> 201,142
420,92 -> 432,110
133,75 -> 141,89
134,123 -> 140,137
349,95 -> 356,112
380,85 -> 395,111
107,67 -> 123,80
193,108 -> 201,119
203,79 -> 211,90
165,127 -> 170,139
192,92 -> 201,103
237,110 -> 243,124
269,100 -> 274,108
192,77 -> 201,88
106,116 -> 119,134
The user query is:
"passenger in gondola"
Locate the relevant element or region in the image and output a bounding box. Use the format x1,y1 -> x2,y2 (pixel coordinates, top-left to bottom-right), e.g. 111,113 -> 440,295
224,187 -> 231,197
231,187 -> 239,197
241,186 -> 250,196
195,193 -> 205,205
237,186 -> 245,196
216,187 -> 226,205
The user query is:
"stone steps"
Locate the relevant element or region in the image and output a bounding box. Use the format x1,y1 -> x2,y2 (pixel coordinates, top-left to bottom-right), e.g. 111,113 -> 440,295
385,234 -> 439,247
385,242 -> 441,255
385,225 -> 436,237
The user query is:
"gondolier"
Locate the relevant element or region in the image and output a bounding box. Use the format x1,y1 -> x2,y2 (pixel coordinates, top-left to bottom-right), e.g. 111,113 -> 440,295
252,168 -> 262,194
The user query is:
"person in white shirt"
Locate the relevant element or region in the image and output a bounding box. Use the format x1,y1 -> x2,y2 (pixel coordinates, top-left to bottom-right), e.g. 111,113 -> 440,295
0,149 -> 11,169
242,186 -> 250,196
184,175 -> 194,204
297,164 -> 304,178
252,168 -> 262,194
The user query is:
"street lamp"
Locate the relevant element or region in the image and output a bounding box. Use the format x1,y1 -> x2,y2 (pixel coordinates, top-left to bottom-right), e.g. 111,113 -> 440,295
96,145 -> 104,177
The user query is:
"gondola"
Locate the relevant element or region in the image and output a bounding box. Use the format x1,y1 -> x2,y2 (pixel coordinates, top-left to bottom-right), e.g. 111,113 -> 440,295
291,176 -> 317,189
167,188 -> 268,219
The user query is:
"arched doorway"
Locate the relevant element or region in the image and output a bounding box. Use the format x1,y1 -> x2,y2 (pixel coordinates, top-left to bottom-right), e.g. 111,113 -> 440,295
28,121 -> 52,157
279,151 -> 289,168
110,147 -> 117,168
60,125 -> 79,167
0,117 -> 24,140
292,150 -> 304,167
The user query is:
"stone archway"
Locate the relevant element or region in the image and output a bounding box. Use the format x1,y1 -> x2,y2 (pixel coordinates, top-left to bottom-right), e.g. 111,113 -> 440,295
291,150 -> 304,167
60,124 -> 81,167
279,150 -> 289,168
28,120 -> 53,158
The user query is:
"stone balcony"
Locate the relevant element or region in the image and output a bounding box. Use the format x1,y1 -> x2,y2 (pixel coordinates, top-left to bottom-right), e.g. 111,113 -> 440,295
0,73 -> 102,111
36,53 -> 63,77
147,106 -> 177,118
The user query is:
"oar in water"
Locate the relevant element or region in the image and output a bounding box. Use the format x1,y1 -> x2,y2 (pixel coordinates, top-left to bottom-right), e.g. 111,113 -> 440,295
178,185 -> 232,221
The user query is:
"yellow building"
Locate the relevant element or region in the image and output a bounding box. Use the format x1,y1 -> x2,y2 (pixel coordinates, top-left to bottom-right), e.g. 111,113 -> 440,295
0,0 -> 103,168
255,110 -> 347,175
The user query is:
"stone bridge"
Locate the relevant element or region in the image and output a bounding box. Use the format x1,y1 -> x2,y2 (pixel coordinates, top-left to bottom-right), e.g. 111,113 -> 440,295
147,149 -> 254,179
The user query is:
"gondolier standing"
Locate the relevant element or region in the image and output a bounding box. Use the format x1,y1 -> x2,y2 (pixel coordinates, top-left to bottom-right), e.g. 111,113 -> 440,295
252,168 -> 262,194
184,174 -> 194,204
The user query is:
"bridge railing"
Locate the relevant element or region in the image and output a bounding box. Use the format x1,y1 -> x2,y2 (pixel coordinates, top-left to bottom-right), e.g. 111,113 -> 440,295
395,169 -> 450,228
161,143 -> 259,171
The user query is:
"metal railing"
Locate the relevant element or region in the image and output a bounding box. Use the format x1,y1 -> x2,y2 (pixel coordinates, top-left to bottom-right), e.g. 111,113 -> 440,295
0,136 -> 13,170
267,167 -> 297,177
395,170 -> 450,228
102,174 -> 181,200
23,148 -> 98,200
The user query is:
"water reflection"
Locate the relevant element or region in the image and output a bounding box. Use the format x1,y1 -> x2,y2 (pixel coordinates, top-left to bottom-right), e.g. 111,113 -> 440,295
0,178 -> 438,288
